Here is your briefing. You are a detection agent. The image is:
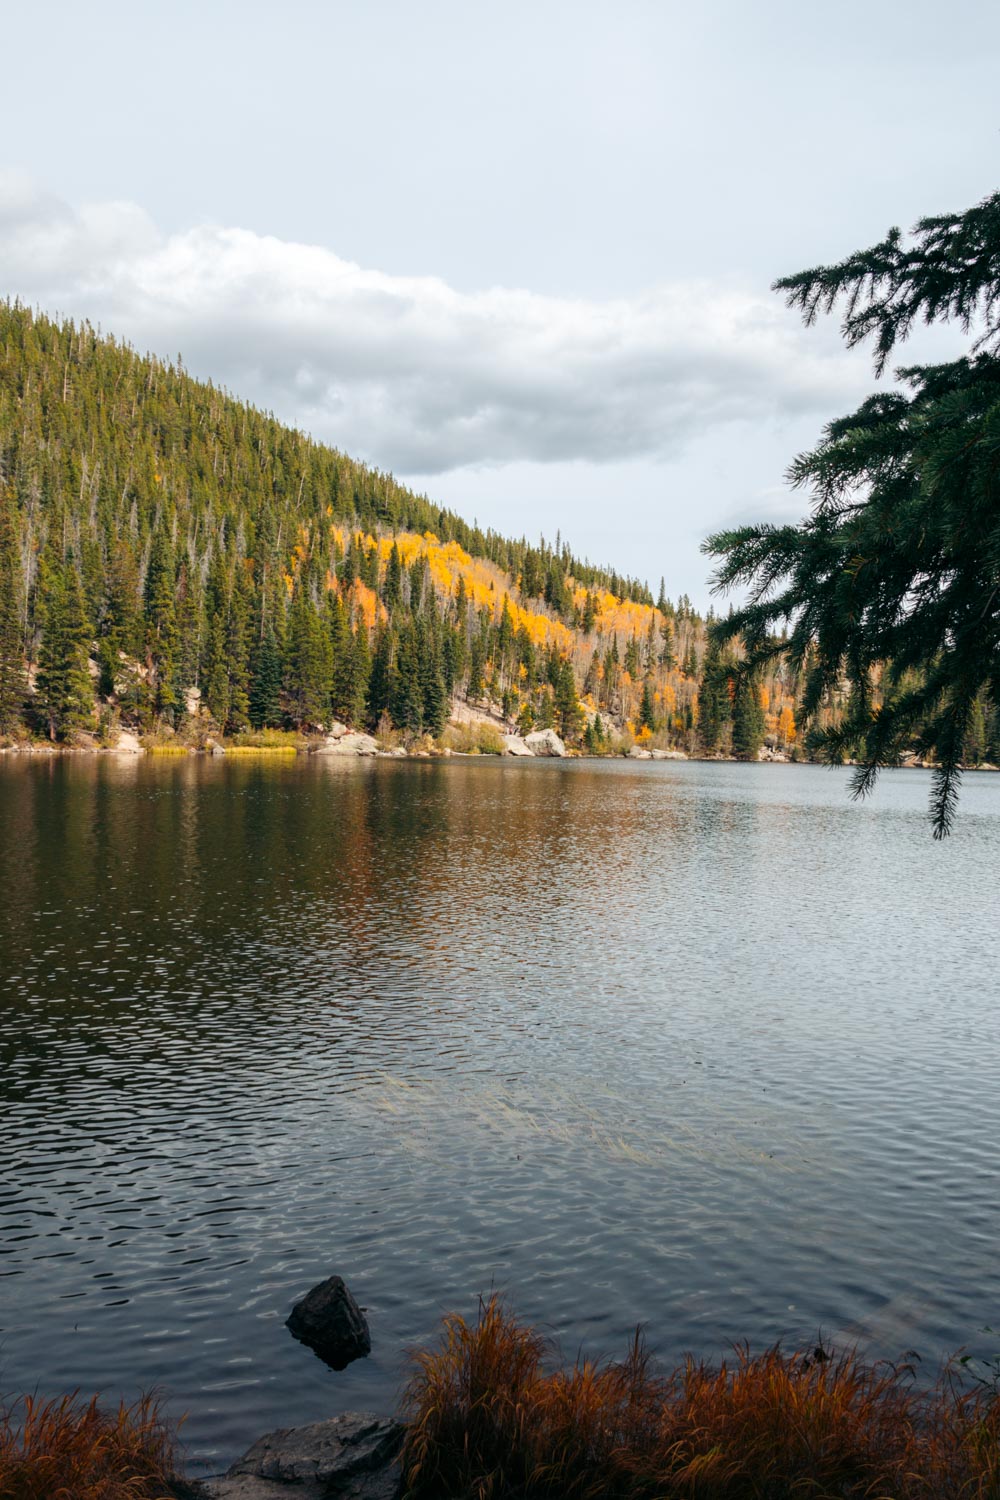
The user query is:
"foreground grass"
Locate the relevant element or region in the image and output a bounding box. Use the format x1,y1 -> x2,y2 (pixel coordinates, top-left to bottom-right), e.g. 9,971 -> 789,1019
401,1297 -> 1000,1500
0,1392 -> 183,1500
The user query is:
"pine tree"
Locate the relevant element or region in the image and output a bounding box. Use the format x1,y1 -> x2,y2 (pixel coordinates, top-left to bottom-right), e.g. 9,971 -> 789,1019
732,673 -> 766,760
144,532 -> 179,720
698,639 -> 731,753
35,559 -> 94,740
467,634 -> 485,703
285,588 -> 330,728
707,188 -> 1000,833
383,541 -> 402,609
639,678 -> 656,733
555,659 -> 584,741
390,619 -> 422,734
418,620 -> 447,737
366,622 -> 394,728
0,490 -> 26,735
249,625 -> 283,728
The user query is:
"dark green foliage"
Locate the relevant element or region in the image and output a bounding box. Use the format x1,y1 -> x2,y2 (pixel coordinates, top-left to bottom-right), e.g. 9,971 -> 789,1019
467,634 -> 485,703
249,625 -> 283,728
35,560 -> 94,740
285,589 -> 330,728
698,639 -> 731,753
555,659 -> 584,741
706,190 -> 1000,833
732,673 -> 765,760
367,623 -> 393,727
0,490 -> 26,734
639,678 -> 656,733
383,542 -> 402,609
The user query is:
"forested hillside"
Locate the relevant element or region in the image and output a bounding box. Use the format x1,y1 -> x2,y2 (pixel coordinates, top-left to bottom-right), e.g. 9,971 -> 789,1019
0,303 -> 807,756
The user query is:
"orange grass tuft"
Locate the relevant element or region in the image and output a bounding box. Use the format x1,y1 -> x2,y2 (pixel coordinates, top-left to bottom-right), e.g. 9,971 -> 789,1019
0,1391 -> 182,1500
401,1296 -> 1000,1499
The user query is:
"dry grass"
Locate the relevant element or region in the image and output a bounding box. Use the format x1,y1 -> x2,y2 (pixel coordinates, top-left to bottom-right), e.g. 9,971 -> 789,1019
401,1297 -> 1000,1500
228,729 -> 303,751
440,721 -> 506,755
0,1391 -> 183,1500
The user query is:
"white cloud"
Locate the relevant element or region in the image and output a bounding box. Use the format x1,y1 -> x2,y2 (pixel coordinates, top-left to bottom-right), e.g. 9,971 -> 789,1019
0,171 -> 861,476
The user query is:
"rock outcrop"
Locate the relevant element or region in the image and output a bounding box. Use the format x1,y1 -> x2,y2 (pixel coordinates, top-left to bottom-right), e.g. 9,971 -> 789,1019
201,1413 -> 403,1500
524,729 -> 567,757
286,1276 -> 371,1369
317,732 -> 379,756
502,735 -> 533,756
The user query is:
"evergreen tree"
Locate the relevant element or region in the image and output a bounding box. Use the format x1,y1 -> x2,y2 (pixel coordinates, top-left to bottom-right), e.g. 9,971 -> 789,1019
285,588 -> 330,728
467,634 -> 485,702
698,640 -> 731,753
418,619 -> 447,737
35,560 -> 94,740
732,673 -> 766,760
639,678 -> 656,733
706,188 -> 1000,833
366,622 -> 394,728
555,659 -> 584,741
0,491 -> 26,734
390,619 -> 423,734
249,624 -> 283,728
383,541 -> 402,609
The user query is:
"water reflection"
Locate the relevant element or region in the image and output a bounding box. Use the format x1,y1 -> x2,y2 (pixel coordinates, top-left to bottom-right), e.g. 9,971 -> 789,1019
0,756 -> 998,1473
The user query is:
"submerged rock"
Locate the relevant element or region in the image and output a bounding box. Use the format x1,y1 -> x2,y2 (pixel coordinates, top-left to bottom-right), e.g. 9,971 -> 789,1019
286,1276 -> 371,1369
524,728 -> 567,757
204,1412 -> 402,1499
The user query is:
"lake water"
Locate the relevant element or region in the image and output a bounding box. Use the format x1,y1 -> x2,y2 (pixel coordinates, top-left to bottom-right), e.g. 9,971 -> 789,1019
1,754 -> 998,1476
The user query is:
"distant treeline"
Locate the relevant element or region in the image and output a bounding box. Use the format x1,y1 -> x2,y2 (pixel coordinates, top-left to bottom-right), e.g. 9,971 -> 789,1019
3,302 -> 992,765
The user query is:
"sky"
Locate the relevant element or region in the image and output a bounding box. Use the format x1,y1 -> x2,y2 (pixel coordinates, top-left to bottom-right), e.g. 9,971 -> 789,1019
2,0 -> 998,605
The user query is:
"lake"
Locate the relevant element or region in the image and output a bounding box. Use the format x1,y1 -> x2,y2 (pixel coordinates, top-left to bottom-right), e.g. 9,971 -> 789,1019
1,754 -> 998,1476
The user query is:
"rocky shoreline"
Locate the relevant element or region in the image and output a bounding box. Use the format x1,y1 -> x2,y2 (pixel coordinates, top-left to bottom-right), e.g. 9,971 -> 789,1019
3,716 -> 997,771
188,1412 -> 404,1500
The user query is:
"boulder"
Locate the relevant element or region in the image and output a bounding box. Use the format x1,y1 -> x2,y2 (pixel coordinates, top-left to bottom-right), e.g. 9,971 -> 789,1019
112,729 -> 143,754
524,729 -> 566,757
317,732 -> 378,757
204,1413 -> 403,1500
650,748 -> 688,760
286,1276 -> 371,1369
502,735 -> 533,756
628,746 -> 652,759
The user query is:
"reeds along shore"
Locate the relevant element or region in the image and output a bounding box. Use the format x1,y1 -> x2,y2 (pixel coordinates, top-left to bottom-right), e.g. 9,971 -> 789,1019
401,1297 -> 1000,1499
0,1391 -> 180,1500
4,1298 -> 1000,1499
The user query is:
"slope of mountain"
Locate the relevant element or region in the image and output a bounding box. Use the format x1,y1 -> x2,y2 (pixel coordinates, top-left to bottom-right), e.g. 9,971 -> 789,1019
0,302 -> 801,757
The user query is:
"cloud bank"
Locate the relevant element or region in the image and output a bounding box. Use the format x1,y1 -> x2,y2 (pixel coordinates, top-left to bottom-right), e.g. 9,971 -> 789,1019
0,170 -> 857,476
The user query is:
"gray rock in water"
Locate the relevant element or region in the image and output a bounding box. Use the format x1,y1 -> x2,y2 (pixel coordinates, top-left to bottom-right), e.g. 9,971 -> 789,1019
203,1413 -> 403,1499
286,1276 -> 371,1370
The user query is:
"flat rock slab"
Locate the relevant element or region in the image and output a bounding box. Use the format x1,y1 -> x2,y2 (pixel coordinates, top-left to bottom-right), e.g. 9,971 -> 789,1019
203,1413 -> 403,1499
286,1275 -> 371,1369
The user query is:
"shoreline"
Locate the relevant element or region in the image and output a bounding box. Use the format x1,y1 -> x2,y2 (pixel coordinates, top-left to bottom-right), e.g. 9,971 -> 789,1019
1,740 -> 997,771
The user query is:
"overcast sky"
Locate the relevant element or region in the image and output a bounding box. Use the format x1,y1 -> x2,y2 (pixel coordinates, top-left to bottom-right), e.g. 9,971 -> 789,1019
2,0 -> 998,604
